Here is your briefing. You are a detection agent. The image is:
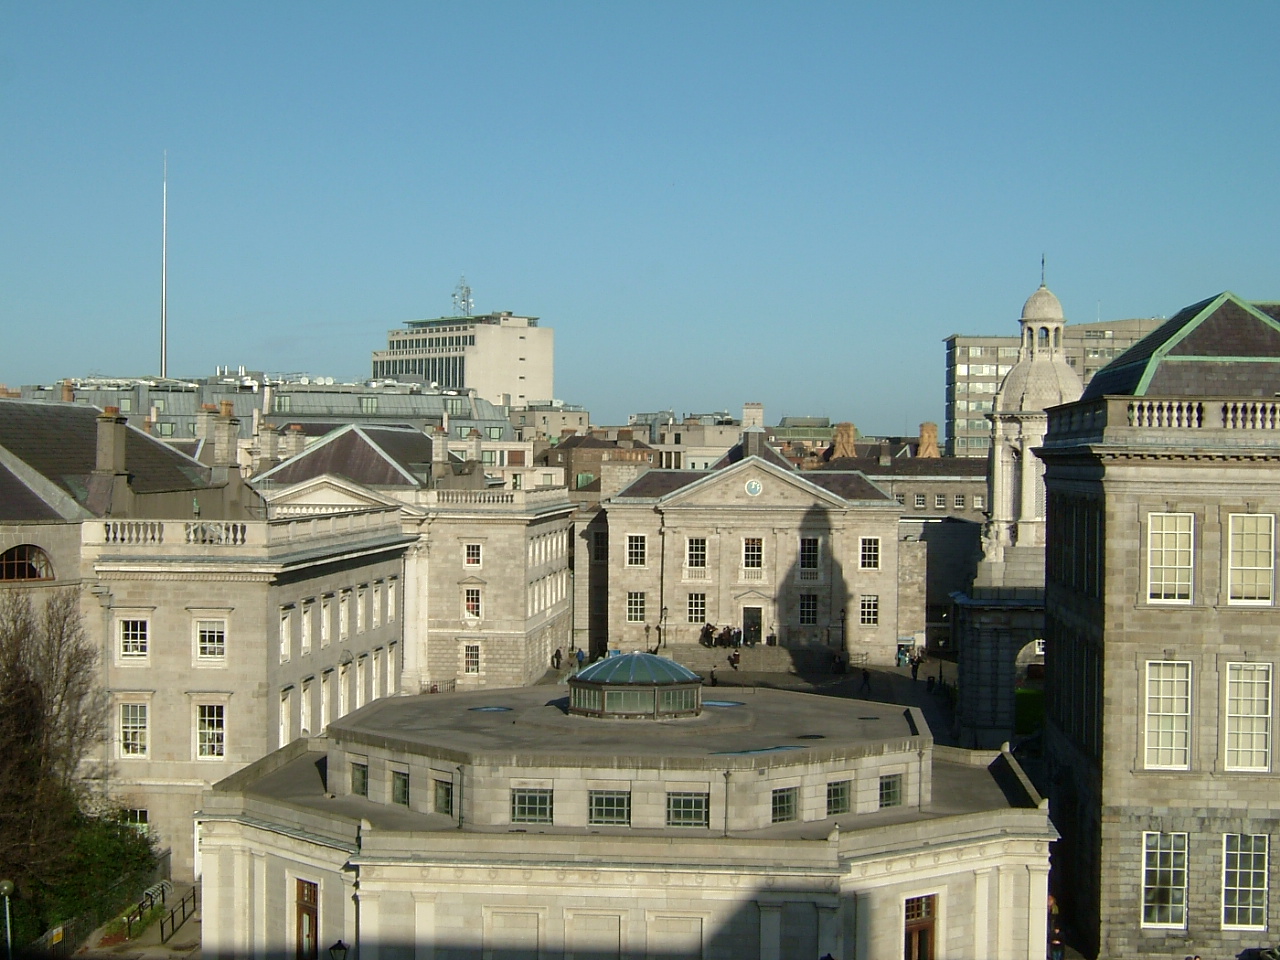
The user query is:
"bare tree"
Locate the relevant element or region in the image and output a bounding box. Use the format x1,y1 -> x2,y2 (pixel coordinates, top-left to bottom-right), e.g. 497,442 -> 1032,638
0,589 -> 108,888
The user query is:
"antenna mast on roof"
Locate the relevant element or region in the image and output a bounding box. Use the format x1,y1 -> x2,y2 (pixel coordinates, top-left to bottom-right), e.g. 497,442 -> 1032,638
452,276 -> 474,317
160,151 -> 168,379
1040,253 -> 1045,287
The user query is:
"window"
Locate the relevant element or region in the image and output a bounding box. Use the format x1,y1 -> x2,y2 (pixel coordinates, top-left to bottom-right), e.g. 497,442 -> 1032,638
119,619 -> 148,660
914,494 -> 926,509
279,606 -> 293,661
464,644 -> 481,675
1145,660 -> 1191,769
627,535 -> 647,567
799,594 -> 818,625
894,493 -> 905,506
878,773 -> 903,808
392,770 -> 410,806
904,895 -> 936,960
799,537 -> 819,570
974,494 -> 985,510
665,791 -> 709,827
1142,831 -> 1188,927
771,786 -> 798,823
339,590 -> 351,639
359,396 -> 377,414
826,780 -> 851,816
465,542 -> 482,567
1225,662 -> 1271,771
434,778 -> 454,815
300,602 -> 313,653
860,595 -> 880,626
157,422 -> 174,437
743,538 -> 763,569
1223,834 -> 1268,929
196,704 -> 225,758
1148,512 -> 1194,603
627,592 -> 646,623
511,788 -> 553,823
119,703 -> 148,757
274,394 -> 291,413
588,790 -> 631,825
121,809 -> 149,836
934,494 -> 946,509
859,537 -> 880,570
300,678 -> 312,735
592,531 -> 608,563
321,595 -> 333,646
1229,514 -> 1274,604
954,494 -> 966,509
0,544 -> 54,581
356,587 -> 367,633
351,761 -> 369,797
464,588 -> 482,619
685,537 -> 707,569
687,593 -> 706,624
386,579 -> 397,622
196,619 -> 226,660
487,426 -> 503,440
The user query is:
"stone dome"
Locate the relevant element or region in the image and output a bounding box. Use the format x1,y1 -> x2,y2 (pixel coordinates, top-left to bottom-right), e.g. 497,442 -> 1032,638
1021,284 -> 1064,322
995,355 -> 1083,414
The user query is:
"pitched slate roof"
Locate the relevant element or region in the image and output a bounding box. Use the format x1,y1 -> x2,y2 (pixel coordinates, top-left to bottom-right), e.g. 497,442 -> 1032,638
0,462 -> 63,521
1082,293 -> 1280,400
255,425 -> 434,488
818,457 -> 987,478
711,440 -> 794,471
805,473 -> 895,501
612,471 -> 706,498
0,400 -> 212,516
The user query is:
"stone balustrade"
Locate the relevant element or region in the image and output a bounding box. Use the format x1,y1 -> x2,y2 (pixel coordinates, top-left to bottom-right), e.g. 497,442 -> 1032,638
1044,395 -> 1280,450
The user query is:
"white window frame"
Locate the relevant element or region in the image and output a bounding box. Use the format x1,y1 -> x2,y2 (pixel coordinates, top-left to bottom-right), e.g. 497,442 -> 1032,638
626,591 -> 646,623
1145,660 -> 1191,770
194,617 -> 227,663
1228,513 -> 1274,605
300,678 -> 313,736
799,537 -> 820,570
1141,831 -> 1188,928
356,655 -> 367,709
687,593 -> 706,624
356,586 -> 366,634
859,537 -> 881,570
1147,512 -> 1194,604
279,606 -> 293,662
463,643 -> 481,675
859,594 -> 880,626
914,493 -> 926,509
686,537 -> 707,569
1222,833 -> 1268,930
371,583 -> 381,629
195,701 -> 227,760
117,617 -> 150,663
463,587 -> 482,620
1225,662 -> 1272,772
279,687 -> 293,748
799,594 -> 818,625
464,543 -> 483,568
953,494 -> 966,509
339,590 -> 351,640
974,494 -> 985,510
626,535 -> 647,567
742,537 -> 763,570
118,699 -> 150,759
386,578 -> 397,622
300,600 -> 313,653
934,493 -> 946,509
320,595 -> 333,646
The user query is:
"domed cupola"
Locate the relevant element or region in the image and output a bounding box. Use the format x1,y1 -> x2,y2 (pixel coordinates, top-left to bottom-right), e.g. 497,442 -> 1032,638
997,281 -> 1082,414
568,652 -> 703,719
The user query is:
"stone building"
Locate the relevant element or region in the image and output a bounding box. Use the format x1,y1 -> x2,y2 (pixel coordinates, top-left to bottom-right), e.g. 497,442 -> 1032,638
199,654 -> 1055,960
1040,292 -> 1280,958
594,433 -> 924,665
0,400 -> 411,880
253,423 -> 576,693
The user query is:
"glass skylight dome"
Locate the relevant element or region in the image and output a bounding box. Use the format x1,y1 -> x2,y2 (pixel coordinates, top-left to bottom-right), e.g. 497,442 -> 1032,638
568,652 -> 703,719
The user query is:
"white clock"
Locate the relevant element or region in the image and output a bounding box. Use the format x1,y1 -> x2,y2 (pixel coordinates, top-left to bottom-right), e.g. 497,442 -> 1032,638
745,479 -> 763,497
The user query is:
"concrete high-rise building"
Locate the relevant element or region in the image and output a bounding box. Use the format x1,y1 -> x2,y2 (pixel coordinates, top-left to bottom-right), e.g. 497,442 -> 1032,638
944,315 -> 1163,456
371,311 -> 554,407
1040,292 -> 1280,958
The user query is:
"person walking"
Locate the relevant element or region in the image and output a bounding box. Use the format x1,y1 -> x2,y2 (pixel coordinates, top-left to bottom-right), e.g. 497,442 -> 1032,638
910,654 -> 920,681
551,647 -> 562,670
858,668 -> 871,694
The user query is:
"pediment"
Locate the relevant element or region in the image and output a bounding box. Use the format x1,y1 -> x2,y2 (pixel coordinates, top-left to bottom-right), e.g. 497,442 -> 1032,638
261,474 -> 404,515
659,458 -> 848,510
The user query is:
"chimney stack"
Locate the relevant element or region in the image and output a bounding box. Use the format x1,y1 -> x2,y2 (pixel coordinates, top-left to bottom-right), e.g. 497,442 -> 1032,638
61,381 -> 75,403
212,402 -> 240,468
878,440 -> 892,467
95,407 -> 128,474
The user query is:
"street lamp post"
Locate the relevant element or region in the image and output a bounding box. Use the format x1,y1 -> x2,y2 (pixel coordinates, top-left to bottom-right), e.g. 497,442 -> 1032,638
0,879 -> 14,960
660,607 -> 668,648
839,608 -> 847,655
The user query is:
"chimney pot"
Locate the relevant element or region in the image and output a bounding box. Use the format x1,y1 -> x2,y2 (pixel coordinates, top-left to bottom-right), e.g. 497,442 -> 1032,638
219,400 -> 234,418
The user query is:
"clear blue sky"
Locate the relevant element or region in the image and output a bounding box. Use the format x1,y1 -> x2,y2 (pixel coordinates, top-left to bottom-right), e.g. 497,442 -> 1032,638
4,2 -> 1279,432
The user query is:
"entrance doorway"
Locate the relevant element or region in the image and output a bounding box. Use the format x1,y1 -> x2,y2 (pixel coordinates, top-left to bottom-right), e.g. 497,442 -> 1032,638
743,607 -> 762,646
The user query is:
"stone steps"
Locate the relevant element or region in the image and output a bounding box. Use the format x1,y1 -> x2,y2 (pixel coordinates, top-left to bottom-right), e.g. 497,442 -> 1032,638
662,642 -> 840,675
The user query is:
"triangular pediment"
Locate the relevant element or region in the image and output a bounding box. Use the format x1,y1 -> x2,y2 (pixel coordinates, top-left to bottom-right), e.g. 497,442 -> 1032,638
657,457 -> 851,510
261,474 -> 405,515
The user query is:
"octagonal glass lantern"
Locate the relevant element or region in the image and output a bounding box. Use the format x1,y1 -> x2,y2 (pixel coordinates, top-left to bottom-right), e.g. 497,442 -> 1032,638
568,652 -> 703,719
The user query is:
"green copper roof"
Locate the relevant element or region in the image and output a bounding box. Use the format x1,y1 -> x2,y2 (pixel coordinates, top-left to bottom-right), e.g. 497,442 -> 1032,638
574,653 -> 700,685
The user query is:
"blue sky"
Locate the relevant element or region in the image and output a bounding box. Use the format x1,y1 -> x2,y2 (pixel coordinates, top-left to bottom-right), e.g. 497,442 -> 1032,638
4,2 -> 1279,432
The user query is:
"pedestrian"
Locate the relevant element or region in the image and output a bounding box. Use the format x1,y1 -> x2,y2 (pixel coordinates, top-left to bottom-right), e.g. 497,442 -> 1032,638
551,647 -> 562,670
708,668 -> 718,687
1049,926 -> 1064,960
729,651 -> 740,671
910,655 -> 920,681
576,647 -> 586,669
859,668 -> 871,694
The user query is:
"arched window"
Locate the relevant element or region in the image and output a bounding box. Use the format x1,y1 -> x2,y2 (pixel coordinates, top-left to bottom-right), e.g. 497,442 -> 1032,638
1025,328 -> 1034,348
0,545 -> 55,581
1038,327 -> 1050,349
1053,327 -> 1061,348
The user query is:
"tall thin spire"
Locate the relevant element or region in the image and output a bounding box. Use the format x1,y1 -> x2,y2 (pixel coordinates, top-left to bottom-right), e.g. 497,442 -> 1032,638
161,152 -> 168,379
1040,253 -> 1046,287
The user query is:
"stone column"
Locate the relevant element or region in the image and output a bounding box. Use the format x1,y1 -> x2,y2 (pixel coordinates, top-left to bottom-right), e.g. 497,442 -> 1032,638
1019,441 -> 1037,526
1027,864 -> 1050,960
816,903 -> 840,958
401,539 -> 427,693
758,902 -> 783,960
972,867 -> 992,959
413,895 -> 436,960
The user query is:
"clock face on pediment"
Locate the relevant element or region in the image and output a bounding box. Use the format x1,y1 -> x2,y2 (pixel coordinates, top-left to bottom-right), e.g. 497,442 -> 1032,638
745,479 -> 763,497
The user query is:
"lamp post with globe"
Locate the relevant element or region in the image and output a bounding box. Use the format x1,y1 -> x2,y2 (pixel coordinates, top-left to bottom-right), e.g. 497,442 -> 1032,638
0,879 -> 13,960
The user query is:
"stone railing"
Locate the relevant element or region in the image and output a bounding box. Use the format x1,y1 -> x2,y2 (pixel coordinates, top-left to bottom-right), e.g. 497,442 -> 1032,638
88,507 -> 403,556
1045,395 -> 1280,449
417,487 -> 570,510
